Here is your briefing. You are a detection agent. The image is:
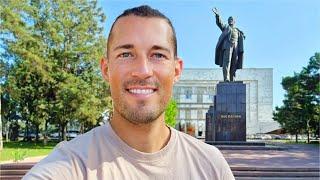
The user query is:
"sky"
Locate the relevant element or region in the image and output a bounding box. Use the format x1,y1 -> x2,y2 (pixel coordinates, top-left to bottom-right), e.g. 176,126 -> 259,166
98,0 -> 320,109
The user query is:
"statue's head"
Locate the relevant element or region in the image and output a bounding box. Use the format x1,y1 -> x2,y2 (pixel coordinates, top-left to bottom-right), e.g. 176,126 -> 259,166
228,16 -> 235,26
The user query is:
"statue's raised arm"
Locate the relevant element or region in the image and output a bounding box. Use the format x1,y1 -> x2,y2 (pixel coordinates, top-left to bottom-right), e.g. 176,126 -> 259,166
212,7 -> 219,16
212,7 -> 224,31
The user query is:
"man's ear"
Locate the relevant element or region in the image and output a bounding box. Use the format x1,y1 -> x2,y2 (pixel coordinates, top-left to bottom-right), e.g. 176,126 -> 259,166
100,57 -> 109,82
174,57 -> 183,83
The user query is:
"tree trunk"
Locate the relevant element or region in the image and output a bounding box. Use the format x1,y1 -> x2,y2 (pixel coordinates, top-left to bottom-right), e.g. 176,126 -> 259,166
5,122 -> 9,142
43,120 -> 48,145
307,120 -> 310,144
63,125 -> 67,141
58,124 -> 61,142
25,120 -> 28,141
25,119 -> 32,142
80,123 -> 84,134
61,124 -> 67,141
35,124 -> 40,142
57,124 -> 61,141
295,133 -> 298,143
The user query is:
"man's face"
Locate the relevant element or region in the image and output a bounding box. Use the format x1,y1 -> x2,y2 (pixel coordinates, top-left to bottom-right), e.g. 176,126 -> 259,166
101,15 -> 183,125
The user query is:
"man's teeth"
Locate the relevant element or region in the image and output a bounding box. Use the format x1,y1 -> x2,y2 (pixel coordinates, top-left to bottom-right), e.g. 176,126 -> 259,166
129,89 -> 154,94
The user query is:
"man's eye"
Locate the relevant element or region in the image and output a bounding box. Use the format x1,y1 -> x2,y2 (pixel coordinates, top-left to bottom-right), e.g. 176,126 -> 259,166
118,52 -> 132,58
152,53 -> 167,59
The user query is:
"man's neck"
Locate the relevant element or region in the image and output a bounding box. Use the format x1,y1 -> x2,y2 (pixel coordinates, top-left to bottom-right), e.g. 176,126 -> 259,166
109,112 -> 171,153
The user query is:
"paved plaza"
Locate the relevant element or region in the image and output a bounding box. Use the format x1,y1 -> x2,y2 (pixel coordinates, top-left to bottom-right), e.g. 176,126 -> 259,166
2,142 -> 319,168
1,142 -> 319,179
222,143 -> 319,168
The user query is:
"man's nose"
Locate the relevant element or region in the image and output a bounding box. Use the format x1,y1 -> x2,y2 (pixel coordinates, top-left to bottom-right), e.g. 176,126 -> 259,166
131,55 -> 153,79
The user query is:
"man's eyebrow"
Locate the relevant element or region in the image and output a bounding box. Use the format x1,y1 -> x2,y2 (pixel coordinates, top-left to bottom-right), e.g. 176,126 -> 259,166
151,45 -> 171,54
113,44 -> 134,51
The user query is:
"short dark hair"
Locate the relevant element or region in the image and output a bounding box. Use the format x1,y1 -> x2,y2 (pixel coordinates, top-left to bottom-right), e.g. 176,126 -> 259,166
106,5 -> 177,58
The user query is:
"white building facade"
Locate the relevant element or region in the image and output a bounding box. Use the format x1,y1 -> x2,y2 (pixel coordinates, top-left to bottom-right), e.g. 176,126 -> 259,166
173,68 -> 280,139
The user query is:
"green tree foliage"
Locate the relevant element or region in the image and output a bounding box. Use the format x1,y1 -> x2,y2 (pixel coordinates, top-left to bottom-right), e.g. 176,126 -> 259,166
1,0 -> 110,141
273,53 -> 320,143
165,99 -> 178,128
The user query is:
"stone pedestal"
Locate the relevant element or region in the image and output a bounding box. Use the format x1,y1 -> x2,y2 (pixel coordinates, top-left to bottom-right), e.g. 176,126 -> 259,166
206,81 -> 246,142
205,105 -> 215,141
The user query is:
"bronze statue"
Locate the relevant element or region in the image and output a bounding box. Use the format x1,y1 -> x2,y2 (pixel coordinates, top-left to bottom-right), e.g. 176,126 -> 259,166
212,8 -> 245,82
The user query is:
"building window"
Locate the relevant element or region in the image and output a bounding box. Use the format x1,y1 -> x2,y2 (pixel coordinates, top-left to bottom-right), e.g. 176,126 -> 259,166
197,110 -> 203,119
209,94 -> 214,101
186,89 -> 192,99
186,110 -> 191,119
180,109 -> 185,119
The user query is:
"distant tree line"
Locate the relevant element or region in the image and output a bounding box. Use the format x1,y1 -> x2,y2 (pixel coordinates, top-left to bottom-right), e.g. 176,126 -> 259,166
273,53 -> 320,143
1,0 -> 111,142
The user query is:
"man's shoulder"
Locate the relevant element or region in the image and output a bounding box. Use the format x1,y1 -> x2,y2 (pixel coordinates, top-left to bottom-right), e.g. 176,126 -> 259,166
173,129 -> 233,179
173,129 -> 220,155
62,126 -> 106,149
56,125 -> 107,155
23,125 -> 108,179
40,125 -> 107,163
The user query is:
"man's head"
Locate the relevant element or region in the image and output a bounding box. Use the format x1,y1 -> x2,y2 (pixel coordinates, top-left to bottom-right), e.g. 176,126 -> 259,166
101,5 -> 183,125
228,16 -> 235,26
106,5 -> 177,59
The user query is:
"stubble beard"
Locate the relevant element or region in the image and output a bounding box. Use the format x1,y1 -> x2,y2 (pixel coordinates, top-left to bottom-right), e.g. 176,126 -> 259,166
114,95 -> 167,125
113,78 -> 169,125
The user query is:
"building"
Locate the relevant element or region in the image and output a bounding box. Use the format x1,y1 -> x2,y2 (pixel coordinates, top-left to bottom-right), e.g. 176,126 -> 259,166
173,68 -> 280,139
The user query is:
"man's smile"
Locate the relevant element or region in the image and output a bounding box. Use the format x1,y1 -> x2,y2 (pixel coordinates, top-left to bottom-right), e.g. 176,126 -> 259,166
126,86 -> 158,98
128,89 -> 155,94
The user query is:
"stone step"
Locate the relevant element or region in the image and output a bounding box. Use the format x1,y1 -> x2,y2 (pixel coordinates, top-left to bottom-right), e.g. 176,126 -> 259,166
0,169 -> 29,176
206,141 -> 266,146
231,166 -> 320,172
233,171 -> 320,177
236,177 -> 319,180
231,166 -> 320,178
216,145 -> 287,150
0,163 -> 35,170
0,176 -> 23,180
1,163 -> 319,179
0,163 -> 34,179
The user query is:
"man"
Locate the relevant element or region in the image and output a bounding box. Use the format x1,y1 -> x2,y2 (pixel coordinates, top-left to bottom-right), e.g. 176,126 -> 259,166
23,5 -> 234,180
213,8 -> 245,82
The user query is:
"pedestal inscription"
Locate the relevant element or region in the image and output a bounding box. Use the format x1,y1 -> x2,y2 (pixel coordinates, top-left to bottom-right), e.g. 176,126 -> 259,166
206,82 -> 246,142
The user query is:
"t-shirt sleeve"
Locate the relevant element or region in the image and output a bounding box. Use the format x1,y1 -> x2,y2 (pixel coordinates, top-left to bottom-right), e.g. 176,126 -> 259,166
220,158 -> 235,180
22,142 -> 85,180
212,147 -> 235,180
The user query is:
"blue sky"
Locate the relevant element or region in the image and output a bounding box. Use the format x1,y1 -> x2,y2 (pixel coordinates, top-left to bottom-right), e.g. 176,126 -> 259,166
99,0 -> 320,109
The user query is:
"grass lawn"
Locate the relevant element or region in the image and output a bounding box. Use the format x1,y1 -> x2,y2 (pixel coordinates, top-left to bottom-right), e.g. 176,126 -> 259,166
0,141 -> 58,162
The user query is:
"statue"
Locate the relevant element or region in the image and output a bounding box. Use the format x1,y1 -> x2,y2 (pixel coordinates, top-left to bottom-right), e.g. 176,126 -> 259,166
212,8 -> 245,82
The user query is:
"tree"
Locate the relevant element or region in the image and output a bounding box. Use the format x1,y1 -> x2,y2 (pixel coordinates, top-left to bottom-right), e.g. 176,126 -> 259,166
165,98 -> 178,127
1,61 -> 20,146
8,59 -> 54,141
273,101 -> 305,142
1,0 -> 110,141
273,53 -> 320,143
41,0 -> 108,140
1,0 -> 46,141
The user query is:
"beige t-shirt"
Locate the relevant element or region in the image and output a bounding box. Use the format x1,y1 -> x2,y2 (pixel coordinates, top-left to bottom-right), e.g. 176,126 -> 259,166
23,123 -> 234,180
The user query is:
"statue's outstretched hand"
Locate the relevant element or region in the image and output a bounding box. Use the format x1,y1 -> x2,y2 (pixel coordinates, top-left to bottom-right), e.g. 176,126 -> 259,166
212,8 -> 219,15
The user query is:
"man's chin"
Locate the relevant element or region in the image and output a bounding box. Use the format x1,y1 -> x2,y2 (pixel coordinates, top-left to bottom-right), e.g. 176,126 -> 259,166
120,108 -> 164,125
